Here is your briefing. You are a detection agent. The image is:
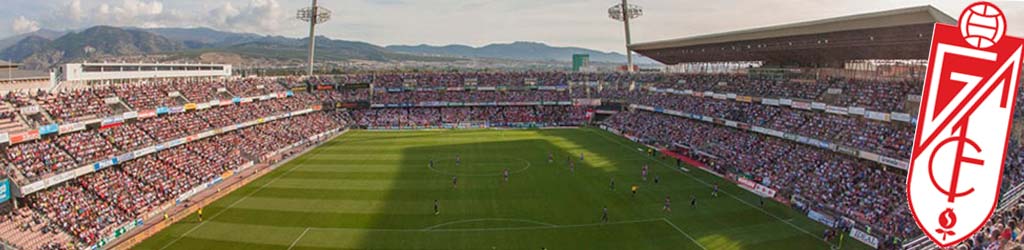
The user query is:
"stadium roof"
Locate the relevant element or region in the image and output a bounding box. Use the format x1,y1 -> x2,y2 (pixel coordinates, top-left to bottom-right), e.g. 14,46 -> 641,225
630,6 -> 957,67
0,60 -> 17,69
0,61 -> 49,81
2,69 -> 49,80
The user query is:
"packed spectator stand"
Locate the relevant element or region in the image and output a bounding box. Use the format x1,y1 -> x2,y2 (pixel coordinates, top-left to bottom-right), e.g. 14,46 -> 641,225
960,195 -> 1024,249
603,110 -> 914,246
0,76 -> 347,249
0,71 -> 1012,250
352,106 -> 587,128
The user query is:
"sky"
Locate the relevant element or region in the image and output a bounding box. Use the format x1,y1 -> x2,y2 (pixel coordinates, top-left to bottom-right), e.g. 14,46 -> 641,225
2,0 -> 1024,53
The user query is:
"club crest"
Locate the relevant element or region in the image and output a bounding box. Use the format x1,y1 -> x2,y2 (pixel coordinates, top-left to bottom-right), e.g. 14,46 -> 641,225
907,1 -> 1024,247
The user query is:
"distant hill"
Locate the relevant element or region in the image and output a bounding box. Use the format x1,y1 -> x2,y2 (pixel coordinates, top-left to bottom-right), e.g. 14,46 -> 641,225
1,36 -> 52,62
137,27 -> 282,49
140,27 -> 261,45
0,25 -> 653,70
0,26 -> 185,70
198,36 -> 445,62
0,29 -> 66,52
387,41 -> 658,64
139,27 -> 446,62
144,28 -> 642,64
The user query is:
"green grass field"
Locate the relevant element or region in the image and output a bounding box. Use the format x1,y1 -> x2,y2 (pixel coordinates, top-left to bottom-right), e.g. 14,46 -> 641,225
135,128 -> 870,250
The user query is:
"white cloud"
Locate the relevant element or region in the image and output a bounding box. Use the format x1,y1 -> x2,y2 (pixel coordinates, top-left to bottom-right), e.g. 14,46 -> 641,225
93,0 -> 165,25
66,0 -> 83,22
11,16 -> 40,34
217,0 -> 288,33
207,2 -> 241,30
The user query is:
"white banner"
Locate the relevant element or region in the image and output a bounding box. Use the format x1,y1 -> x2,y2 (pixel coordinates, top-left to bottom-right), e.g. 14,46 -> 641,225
859,151 -> 881,161
19,105 -> 40,115
848,107 -> 866,115
879,156 -> 910,170
825,105 -> 849,115
865,111 -> 891,121
792,101 -> 811,110
850,228 -> 880,249
891,112 -> 912,122
736,177 -> 777,198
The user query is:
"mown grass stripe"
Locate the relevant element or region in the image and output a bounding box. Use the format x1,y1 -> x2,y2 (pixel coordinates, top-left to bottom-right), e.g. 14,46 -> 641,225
136,129 -> 865,250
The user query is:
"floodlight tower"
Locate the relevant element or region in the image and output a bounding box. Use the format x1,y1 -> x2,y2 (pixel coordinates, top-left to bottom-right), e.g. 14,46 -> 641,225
296,0 -> 333,76
608,0 -> 642,73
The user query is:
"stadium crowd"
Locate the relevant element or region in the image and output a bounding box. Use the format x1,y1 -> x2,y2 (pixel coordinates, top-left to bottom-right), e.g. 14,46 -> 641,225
641,74 -> 919,113
332,72 -> 920,112
0,94 -> 328,186
618,92 -> 915,158
961,199 -> 1024,249
11,112 -> 346,248
371,90 -> 570,104
604,110 -> 916,243
351,106 -> 587,128
0,71 -> 1000,250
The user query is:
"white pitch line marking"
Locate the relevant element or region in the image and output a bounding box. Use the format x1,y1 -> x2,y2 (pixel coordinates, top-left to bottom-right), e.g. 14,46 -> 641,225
159,137 -> 345,250
287,227 -> 311,250
662,218 -> 708,250
422,218 -> 556,231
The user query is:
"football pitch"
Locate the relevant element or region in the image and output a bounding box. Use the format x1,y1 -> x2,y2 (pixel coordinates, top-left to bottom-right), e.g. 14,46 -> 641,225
136,128 -> 870,250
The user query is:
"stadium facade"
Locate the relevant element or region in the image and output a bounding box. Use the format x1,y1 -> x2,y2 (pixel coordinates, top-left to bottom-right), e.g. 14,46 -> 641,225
58,63 -> 232,83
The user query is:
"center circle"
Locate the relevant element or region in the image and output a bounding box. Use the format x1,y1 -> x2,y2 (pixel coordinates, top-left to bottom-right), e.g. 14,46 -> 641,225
427,156 -> 531,176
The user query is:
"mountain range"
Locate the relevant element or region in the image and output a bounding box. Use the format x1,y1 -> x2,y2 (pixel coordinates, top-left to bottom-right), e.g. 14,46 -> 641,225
0,26 -> 658,70
0,29 -> 66,53
2,26 -> 185,70
387,42 -> 656,64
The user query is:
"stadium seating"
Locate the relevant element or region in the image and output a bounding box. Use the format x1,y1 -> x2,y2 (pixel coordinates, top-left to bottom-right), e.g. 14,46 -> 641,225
99,124 -> 158,153
109,81 -> 179,110
603,110 -> 914,239
3,138 -> 78,182
37,89 -> 112,123
12,112 -> 345,248
0,72 -> 1013,250
620,92 -> 915,158
0,207 -> 75,250
351,106 -> 586,128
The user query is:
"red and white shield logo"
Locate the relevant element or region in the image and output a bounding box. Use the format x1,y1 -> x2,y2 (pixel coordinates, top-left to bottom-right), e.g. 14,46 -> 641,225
907,1 -> 1024,247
